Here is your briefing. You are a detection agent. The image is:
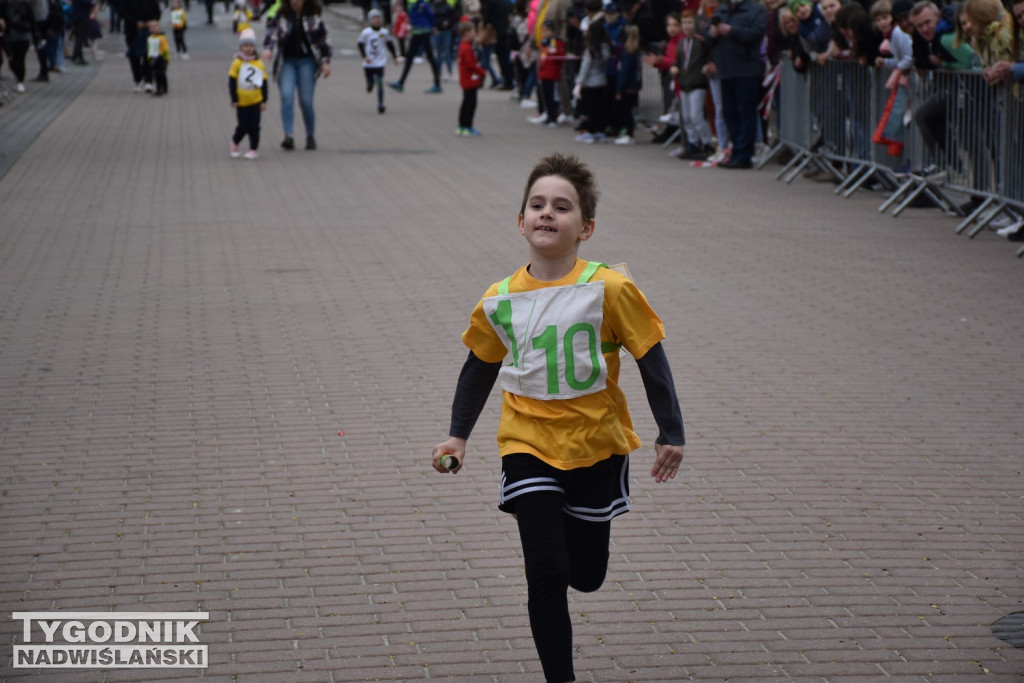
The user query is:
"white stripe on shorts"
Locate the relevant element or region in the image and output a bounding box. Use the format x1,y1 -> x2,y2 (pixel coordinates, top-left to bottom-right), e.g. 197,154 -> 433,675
499,474 -> 565,507
565,459 -> 631,522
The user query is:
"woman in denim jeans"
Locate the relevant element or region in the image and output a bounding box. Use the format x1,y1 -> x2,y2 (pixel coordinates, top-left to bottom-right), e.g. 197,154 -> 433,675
262,0 -> 332,150
431,0 -> 454,81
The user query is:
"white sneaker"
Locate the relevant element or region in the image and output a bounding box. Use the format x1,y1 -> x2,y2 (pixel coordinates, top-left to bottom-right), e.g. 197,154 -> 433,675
144,83 -> 155,93
181,53 -> 189,60
988,213 -> 1015,230
520,98 -> 537,109
230,143 -> 241,158
556,113 -> 570,125
996,219 -> 1023,236
753,142 -> 767,163
243,150 -> 258,160
575,132 -> 594,143
658,112 -> 679,125
413,56 -> 425,64
707,147 -> 730,164
614,134 -> 635,145
16,82 -> 26,93
527,114 -> 546,124
133,82 -> 143,92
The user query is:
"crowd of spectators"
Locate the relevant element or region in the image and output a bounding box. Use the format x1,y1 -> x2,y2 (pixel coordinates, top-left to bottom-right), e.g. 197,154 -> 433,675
403,0 -> 1021,180
3,0 -> 1021,226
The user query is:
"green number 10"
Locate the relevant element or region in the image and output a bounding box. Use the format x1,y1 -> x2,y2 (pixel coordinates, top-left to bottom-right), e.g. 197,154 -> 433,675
532,323 -> 601,394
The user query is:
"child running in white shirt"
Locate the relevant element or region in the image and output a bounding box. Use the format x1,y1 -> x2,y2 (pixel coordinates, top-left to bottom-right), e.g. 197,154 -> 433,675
357,9 -> 398,114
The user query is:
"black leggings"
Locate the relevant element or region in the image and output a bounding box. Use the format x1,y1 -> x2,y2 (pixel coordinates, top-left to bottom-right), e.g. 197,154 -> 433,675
516,492 -> 611,682
4,40 -> 30,82
233,104 -> 261,149
396,32 -> 439,87
458,86 -> 477,129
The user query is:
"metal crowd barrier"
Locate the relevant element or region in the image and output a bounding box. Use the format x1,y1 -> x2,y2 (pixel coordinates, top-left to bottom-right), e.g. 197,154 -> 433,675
772,58 -> 1023,255
633,54 -> 1022,255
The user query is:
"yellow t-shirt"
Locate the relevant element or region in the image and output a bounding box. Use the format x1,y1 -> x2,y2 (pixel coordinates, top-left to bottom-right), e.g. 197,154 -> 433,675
462,258 -> 665,470
147,33 -> 170,61
229,57 -> 268,107
171,8 -> 187,29
233,8 -> 252,32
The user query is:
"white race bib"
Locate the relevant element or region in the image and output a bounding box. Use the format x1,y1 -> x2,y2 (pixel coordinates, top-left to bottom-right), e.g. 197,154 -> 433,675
238,63 -> 264,89
147,36 -> 161,59
483,280 -> 608,400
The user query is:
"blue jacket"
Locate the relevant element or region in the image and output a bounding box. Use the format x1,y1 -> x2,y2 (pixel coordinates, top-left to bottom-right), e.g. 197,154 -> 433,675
615,48 -> 641,94
408,0 -> 434,34
796,4 -> 830,55
604,16 -> 626,76
706,0 -> 766,80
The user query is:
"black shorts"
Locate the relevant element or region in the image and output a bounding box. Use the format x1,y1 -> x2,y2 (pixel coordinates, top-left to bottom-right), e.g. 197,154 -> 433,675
498,453 -> 630,522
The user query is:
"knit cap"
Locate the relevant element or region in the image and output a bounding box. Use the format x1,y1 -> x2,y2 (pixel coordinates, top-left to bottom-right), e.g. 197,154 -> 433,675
788,0 -> 811,11
368,8 -> 383,20
239,28 -> 257,46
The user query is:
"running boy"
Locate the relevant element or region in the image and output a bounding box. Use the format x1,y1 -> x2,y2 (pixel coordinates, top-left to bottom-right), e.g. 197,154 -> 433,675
146,18 -> 171,96
358,8 -> 398,114
432,153 -> 685,683
229,28 -> 268,159
456,20 -> 486,136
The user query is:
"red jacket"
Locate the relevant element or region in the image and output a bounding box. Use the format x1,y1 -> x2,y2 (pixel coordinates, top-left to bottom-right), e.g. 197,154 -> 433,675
458,40 -> 486,90
537,37 -> 565,81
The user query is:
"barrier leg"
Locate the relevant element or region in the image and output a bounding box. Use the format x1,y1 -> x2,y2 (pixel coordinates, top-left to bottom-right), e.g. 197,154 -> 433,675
955,196 -> 995,235
756,142 -> 785,170
891,182 -> 930,216
776,150 -> 806,180
831,163 -> 864,196
879,178 -> 916,213
661,128 -> 682,149
782,154 -> 815,184
968,201 -> 1007,239
920,185 -> 958,214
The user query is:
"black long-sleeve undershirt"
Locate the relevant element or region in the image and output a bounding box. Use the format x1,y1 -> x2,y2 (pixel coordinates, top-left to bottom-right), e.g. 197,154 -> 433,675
448,342 -> 685,446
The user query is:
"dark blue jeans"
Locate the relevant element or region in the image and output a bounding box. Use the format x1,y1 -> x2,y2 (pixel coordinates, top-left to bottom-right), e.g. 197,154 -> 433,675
720,75 -> 760,163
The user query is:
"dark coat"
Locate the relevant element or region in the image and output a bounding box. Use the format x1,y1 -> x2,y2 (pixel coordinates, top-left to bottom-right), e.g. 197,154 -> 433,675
706,0 -> 766,79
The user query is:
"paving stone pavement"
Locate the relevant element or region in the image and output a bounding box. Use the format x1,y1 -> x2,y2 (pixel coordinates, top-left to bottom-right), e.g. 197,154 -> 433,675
1,3 -> 1022,681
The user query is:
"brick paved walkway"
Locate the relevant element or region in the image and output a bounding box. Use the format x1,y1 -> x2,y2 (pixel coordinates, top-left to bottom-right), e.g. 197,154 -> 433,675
1,3 -> 1022,681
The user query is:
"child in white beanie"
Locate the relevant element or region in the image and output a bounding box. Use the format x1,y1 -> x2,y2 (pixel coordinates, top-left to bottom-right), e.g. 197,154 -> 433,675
228,28 -> 269,159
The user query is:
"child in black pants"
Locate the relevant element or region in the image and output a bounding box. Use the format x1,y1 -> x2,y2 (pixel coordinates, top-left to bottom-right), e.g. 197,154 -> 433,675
456,20 -> 486,136
229,29 -> 269,159
146,19 -> 170,95
432,153 -> 686,682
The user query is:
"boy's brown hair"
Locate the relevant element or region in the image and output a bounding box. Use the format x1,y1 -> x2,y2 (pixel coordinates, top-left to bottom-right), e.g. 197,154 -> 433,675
680,9 -> 697,19
870,0 -> 892,18
520,153 -> 600,223
458,20 -> 475,36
